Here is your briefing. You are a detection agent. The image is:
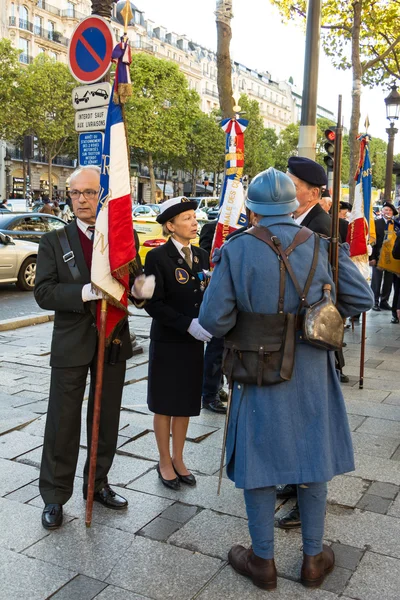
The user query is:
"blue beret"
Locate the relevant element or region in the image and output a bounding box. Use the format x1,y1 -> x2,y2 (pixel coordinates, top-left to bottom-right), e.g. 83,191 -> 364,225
288,157 -> 328,187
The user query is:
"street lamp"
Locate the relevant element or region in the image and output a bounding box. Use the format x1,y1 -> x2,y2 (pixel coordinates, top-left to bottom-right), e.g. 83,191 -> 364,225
4,151 -> 11,199
384,85 -> 400,201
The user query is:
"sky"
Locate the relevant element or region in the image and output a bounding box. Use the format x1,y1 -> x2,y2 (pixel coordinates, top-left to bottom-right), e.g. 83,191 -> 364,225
139,0 -> 399,152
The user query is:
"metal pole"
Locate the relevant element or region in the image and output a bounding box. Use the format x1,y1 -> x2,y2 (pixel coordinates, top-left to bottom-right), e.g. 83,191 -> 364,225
384,124 -> 398,201
359,311 -> 366,389
298,0 -> 321,159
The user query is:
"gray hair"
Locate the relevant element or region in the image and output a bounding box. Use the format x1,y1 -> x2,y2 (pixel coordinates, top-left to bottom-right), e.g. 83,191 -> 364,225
69,165 -> 101,186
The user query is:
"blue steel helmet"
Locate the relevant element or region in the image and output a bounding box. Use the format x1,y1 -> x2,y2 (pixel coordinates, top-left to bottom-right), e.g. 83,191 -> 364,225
245,167 -> 299,216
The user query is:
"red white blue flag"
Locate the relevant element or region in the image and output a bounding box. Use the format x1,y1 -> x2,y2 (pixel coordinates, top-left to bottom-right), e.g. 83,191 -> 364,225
91,86 -> 137,341
210,117 -> 248,264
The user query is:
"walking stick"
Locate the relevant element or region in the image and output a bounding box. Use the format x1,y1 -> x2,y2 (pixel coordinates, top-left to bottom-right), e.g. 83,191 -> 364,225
217,382 -> 233,496
359,311 -> 366,389
85,298 -> 108,528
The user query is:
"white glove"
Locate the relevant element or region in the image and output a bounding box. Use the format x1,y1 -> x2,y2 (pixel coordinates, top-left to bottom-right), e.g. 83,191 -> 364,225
367,243 -> 373,257
82,283 -> 103,302
131,274 -> 155,299
187,318 -> 212,342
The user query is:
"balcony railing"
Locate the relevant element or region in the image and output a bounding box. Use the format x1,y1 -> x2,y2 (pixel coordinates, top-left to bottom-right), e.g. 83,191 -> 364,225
203,88 -> 219,99
9,17 -> 34,32
7,147 -> 76,168
61,8 -> 87,20
36,1 -> 61,16
9,17 -> 68,46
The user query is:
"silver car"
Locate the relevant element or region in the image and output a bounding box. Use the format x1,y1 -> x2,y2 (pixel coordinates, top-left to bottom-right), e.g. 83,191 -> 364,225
0,232 -> 37,291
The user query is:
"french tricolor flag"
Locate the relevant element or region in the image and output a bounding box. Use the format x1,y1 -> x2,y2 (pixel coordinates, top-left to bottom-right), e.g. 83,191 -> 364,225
91,86 -> 136,341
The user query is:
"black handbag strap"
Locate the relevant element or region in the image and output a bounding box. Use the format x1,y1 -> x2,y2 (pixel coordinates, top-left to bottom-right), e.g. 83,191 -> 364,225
246,226 -> 319,312
56,227 -> 82,282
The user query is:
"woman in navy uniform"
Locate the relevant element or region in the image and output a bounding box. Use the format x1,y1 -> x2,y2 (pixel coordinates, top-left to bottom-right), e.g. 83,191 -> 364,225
144,197 -> 211,490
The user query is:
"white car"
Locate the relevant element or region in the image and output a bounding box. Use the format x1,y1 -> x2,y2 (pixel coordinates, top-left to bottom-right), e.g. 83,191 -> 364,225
0,232 -> 37,291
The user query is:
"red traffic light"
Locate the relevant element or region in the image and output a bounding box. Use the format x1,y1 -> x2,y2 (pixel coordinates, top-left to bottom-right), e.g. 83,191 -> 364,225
325,128 -> 336,142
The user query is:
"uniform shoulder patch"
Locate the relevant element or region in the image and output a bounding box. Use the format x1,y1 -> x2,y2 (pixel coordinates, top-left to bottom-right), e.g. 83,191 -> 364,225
175,268 -> 189,283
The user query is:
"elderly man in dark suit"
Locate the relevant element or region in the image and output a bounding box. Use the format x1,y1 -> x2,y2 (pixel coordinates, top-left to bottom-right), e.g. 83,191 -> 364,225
370,201 -> 399,312
34,166 -> 154,530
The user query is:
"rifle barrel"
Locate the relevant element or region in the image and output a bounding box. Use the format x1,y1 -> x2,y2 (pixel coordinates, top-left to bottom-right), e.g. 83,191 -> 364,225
330,95 -> 343,290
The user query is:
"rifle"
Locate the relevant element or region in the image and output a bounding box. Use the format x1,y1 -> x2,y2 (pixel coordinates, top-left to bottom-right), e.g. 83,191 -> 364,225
329,95 -> 343,287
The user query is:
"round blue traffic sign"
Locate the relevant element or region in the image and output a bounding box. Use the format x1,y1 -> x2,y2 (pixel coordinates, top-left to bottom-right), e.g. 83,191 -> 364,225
68,15 -> 113,84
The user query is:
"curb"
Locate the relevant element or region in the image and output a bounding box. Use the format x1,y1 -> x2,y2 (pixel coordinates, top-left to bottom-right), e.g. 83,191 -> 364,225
0,313 -> 54,332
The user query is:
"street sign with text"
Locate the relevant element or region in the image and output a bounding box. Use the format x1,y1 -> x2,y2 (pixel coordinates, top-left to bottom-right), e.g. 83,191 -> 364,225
75,107 -> 107,132
72,82 -> 111,110
68,15 -> 113,84
79,132 -> 104,166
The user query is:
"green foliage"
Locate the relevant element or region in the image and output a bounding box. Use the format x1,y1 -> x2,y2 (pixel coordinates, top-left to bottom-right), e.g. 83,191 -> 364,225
369,137 -> 388,190
0,39 -> 25,141
274,123 -> 299,172
238,94 -> 276,177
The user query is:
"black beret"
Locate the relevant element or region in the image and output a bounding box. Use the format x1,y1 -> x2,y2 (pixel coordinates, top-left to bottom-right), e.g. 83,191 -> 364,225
287,156 -> 328,187
382,201 -> 398,216
339,201 -> 352,211
156,196 -> 198,224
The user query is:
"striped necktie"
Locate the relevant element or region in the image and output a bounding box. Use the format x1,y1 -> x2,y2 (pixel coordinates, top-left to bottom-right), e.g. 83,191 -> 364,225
87,226 -> 95,241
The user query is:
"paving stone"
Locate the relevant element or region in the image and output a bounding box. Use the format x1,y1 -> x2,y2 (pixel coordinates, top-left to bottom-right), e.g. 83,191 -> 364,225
124,363 -> 148,384
121,381 -> 150,413
345,551 -> 400,600
324,508 -> 400,558
191,408 -> 227,428
0,548 -> 76,600
95,586 -> 151,600
121,432 -> 221,475
5,483 -> 40,504
0,498 -> 54,552
106,536 -> 222,600
327,475 -> 368,507
387,495 -> 400,517
169,509 -> 250,560
50,575 -> 107,600
25,519 -> 135,581
128,470 -> 247,518
348,452 -> 400,485
384,393 -> 400,405
354,378 -> 400,392
160,502 -> 198,523
139,516 -> 181,541
196,564 -> 338,599
357,417 -> 400,438
330,542 -> 364,570
119,413 -> 218,443
351,431 -> 400,459
20,415 -> 46,437
364,359 -> 384,368
356,494 -> 392,514
346,399 -> 400,421
347,414 -> 365,431
368,481 -> 399,499
0,430 -> 43,459
108,453 -> 156,487
0,405 -> 38,435
391,445 -> 400,461
342,388 -> 389,403
321,565 -> 352,594
0,457 -> 39,496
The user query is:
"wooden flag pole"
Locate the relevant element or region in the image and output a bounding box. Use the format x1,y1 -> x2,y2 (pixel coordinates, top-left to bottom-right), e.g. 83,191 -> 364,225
85,298 -> 108,527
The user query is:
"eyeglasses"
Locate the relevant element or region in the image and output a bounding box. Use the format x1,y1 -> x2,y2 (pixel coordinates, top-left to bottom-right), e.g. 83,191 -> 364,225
69,189 -> 99,200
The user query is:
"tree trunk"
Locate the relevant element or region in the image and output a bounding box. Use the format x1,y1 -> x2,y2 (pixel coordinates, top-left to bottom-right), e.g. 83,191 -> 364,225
191,169 -> 197,196
22,159 -> 26,199
348,0 -> 363,203
91,0 -> 113,18
48,152 -> 53,201
148,152 -> 157,203
216,0 -> 234,119
163,167 -> 167,199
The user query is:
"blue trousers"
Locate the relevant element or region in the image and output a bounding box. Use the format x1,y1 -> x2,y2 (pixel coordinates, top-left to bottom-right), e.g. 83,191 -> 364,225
244,482 -> 328,559
202,336 -> 224,401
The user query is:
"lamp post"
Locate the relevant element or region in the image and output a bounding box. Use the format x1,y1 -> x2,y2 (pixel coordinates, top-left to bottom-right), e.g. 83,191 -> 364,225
130,163 -> 139,203
384,85 -> 400,201
4,151 -> 11,199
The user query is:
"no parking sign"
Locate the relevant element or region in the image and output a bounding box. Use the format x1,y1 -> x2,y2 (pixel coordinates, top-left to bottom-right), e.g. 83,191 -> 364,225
68,15 -> 114,84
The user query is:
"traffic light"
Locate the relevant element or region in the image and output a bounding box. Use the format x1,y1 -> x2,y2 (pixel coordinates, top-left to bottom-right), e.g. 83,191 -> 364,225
323,129 -> 335,171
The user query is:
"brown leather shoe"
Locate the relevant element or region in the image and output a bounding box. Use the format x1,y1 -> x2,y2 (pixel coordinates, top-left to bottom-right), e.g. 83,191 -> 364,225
228,545 -> 277,590
300,544 -> 335,588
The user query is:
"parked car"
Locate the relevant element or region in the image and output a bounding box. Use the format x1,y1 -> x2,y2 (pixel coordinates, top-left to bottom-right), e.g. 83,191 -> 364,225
0,213 -> 66,244
132,205 -> 159,219
0,231 -> 37,291
206,205 -> 220,220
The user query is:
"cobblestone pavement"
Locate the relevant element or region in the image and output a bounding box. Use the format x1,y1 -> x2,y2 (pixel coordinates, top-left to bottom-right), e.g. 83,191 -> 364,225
1,308 -> 400,599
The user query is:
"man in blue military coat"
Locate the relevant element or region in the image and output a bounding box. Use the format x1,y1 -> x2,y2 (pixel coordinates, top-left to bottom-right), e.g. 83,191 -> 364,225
199,168 -> 373,591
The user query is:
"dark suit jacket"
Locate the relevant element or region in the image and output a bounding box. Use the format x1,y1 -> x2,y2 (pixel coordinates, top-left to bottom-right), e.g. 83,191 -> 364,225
144,238 -> 210,343
370,218 -> 389,262
339,218 -> 349,244
34,221 -> 136,367
199,220 -> 217,254
300,204 -> 332,237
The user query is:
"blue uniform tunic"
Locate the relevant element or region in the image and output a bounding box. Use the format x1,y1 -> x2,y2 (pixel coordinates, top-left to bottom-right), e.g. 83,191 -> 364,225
199,215 -> 374,490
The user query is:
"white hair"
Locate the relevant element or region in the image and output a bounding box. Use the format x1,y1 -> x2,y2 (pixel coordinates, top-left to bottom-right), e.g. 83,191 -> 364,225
69,165 -> 101,186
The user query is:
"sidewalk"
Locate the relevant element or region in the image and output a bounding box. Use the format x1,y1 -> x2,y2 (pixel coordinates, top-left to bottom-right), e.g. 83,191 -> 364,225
1,309 -> 400,600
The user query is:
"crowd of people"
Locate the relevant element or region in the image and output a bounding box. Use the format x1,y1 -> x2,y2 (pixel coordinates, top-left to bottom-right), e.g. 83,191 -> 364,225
34,160 -> 386,591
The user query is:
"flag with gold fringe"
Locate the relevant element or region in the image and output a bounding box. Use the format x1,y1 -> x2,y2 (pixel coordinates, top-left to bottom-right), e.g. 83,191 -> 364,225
347,134 -> 376,279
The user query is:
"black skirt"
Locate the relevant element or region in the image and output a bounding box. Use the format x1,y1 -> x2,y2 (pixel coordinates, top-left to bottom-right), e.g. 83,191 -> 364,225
147,340 -> 203,416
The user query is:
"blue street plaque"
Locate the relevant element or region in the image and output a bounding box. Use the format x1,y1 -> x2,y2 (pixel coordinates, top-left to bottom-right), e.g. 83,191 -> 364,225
79,132 -> 103,166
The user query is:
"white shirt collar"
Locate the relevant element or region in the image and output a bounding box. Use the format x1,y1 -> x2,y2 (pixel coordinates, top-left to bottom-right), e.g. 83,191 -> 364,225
76,218 -> 94,239
294,204 -> 316,225
171,236 -> 192,259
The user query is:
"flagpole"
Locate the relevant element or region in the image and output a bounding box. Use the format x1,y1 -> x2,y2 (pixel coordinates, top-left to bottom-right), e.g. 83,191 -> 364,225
85,298 -> 108,528
359,311 -> 366,389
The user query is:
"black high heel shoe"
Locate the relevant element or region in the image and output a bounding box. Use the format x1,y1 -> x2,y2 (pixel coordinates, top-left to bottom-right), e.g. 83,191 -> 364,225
156,463 -> 180,490
172,463 -> 196,486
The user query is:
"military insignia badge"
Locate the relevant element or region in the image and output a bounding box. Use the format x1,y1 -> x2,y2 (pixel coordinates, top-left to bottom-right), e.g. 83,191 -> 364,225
193,256 -> 199,263
181,197 -> 190,203
175,268 -> 189,284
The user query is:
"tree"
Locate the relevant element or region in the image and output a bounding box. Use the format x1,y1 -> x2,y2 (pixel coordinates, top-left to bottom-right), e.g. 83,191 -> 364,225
274,124 -> 300,172
22,55 -> 77,199
0,39 -> 26,142
270,0 -> 400,201
125,53 -> 200,202
216,0 -> 234,119
238,94 -> 276,178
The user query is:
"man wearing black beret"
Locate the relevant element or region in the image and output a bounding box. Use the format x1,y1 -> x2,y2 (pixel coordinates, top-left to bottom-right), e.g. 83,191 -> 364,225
370,201 -> 399,313
287,157 -> 331,236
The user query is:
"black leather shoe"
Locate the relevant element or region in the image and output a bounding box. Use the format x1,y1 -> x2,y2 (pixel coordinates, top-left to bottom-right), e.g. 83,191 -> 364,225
391,316 -> 399,324
276,484 -> 297,499
340,373 -> 350,383
42,503 -> 63,529
277,505 -> 301,529
380,301 -> 392,311
156,463 -> 180,490
372,304 -> 381,311
84,484 -> 128,510
173,463 -> 196,486
202,397 -> 227,414
219,388 -> 229,402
